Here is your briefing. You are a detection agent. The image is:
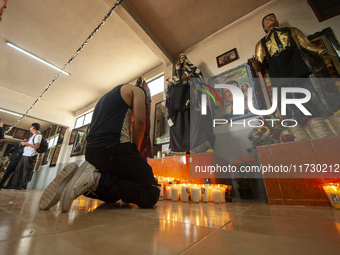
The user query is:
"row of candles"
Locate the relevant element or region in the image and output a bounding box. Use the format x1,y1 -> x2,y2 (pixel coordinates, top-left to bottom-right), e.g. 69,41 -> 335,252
156,177 -> 232,203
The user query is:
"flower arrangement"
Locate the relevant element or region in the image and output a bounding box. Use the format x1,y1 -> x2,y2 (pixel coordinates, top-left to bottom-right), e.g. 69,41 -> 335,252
232,156 -> 255,189
248,116 -> 292,148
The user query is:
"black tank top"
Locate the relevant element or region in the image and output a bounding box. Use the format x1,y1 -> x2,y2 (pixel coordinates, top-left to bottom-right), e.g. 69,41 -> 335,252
86,85 -> 132,147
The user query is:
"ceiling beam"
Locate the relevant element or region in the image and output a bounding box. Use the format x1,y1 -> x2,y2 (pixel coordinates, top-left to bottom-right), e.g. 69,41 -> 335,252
105,0 -> 174,66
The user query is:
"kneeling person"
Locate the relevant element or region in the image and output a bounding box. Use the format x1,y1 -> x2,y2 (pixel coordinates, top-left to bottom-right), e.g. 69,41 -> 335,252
39,84 -> 159,211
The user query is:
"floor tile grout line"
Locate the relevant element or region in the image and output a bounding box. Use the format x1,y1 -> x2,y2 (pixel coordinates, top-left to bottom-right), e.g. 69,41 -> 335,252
178,205 -> 255,255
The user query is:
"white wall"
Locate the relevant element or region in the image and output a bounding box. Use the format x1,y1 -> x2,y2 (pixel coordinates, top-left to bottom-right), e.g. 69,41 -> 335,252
186,0 -> 340,77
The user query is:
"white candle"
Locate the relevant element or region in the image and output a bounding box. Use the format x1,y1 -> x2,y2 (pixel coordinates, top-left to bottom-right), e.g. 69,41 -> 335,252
209,186 -> 214,202
220,187 -> 226,203
213,188 -> 220,203
191,185 -> 200,203
158,179 -> 164,201
166,186 -> 172,200
201,185 -> 209,203
181,185 -> 189,202
171,185 -> 179,201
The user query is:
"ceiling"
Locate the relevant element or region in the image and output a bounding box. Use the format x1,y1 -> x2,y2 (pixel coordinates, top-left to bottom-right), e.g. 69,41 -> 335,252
0,0 -> 270,140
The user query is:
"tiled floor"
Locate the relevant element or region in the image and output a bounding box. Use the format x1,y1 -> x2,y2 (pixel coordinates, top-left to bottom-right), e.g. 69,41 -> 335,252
1,190 -> 340,255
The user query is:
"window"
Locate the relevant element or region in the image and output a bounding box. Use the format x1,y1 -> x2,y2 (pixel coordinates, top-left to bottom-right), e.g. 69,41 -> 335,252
148,75 -> 164,97
75,111 -> 93,128
47,135 -> 59,148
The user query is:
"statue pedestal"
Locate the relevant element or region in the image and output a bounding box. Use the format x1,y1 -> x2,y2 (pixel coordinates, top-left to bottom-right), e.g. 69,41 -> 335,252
257,136 -> 340,206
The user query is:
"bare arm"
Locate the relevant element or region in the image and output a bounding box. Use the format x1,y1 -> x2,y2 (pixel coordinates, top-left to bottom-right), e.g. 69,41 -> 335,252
21,141 -> 40,149
132,87 -> 146,151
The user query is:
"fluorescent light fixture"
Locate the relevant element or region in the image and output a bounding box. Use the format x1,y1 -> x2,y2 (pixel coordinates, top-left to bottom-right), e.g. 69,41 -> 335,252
0,109 -> 23,117
7,42 -> 70,75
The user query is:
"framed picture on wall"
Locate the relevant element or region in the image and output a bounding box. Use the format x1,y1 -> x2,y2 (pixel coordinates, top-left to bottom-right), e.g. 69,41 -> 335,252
50,144 -> 62,167
153,100 -> 170,145
42,127 -> 50,139
208,62 -> 261,122
308,0 -> 340,22
216,48 -> 239,68
34,153 -> 44,172
307,27 -> 340,96
57,127 -> 67,145
41,150 -> 49,165
70,125 -> 89,156
50,125 -> 57,137
13,128 -> 28,140
68,129 -> 77,145
3,124 -> 15,136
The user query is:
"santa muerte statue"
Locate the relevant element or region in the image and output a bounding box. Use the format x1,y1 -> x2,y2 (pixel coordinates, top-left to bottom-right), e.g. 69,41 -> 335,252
166,53 -> 215,153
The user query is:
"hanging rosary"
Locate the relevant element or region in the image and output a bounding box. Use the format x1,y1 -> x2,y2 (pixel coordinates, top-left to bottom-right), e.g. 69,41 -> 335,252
5,0 -> 124,134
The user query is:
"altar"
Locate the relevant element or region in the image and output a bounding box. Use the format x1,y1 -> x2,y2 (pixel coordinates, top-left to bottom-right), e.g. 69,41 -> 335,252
148,152 -> 229,184
257,136 -> 340,206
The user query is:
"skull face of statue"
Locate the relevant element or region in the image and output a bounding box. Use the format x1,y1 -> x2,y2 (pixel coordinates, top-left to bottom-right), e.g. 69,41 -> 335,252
179,53 -> 187,63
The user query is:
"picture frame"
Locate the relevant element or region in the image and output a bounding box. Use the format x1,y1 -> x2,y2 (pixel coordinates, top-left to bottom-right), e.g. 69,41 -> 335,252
25,132 -> 31,140
3,124 -> 15,136
0,142 -> 4,151
57,127 -> 67,145
42,127 -> 50,139
50,125 -> 57,137
153,100 -> 170,145
34,153 -> 44,172
208,62 -> 261,122
70,125 -> 89,156
82,126 -> 90,155
47,147 -> 55,162
308,0 -> 340,22
41,150 -> 49,165
50,144 -> 62,167
13,128 -> 28,140
307,27 -> 340,94
68,129 -> 77,145
216,48 -> 239,68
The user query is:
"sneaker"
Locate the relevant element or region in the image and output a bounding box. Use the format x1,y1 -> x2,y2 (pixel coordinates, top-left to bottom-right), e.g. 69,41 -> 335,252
60,161 -> 100,212
38,163 -> 79,210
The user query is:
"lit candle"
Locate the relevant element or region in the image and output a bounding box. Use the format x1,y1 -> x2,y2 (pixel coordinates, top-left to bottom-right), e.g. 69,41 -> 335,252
181,185 -> 189,202
220,186 -> 226,203
166,186 -> 172,200
191,185 -> 200,203
201,185 -> 209,203
171,185 -> 179,201
158,178 -> 164,201
323,183 -> 340,209
213,188 -> 220,203
209,186 -> 214,202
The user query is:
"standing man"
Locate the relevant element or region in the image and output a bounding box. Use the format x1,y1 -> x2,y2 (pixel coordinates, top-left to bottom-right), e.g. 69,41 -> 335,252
39,84 -> 159,212
11,123 -> 41,190
0,118 -> 4,143
0,142 -> 23,189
